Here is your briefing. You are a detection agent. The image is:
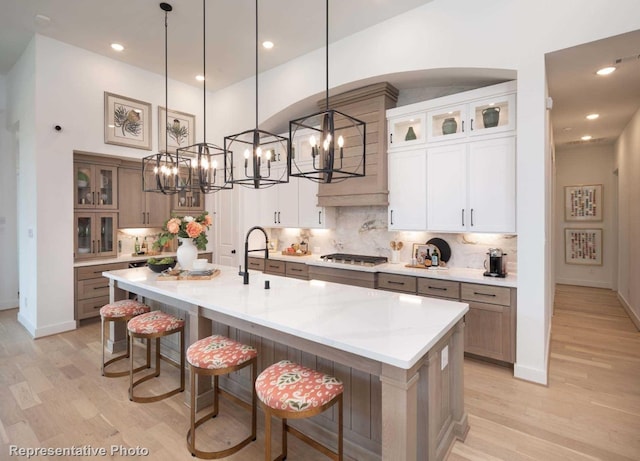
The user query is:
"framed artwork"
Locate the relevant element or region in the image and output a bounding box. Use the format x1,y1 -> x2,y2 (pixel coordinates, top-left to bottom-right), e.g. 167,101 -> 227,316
564,184 -> 603,221
104,92 -> 152,150
412,243 -> 430,265
158,106 -> 195,153
565,228 -> 602,265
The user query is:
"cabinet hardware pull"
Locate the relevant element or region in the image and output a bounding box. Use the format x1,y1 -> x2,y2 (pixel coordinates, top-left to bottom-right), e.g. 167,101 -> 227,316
92,240 -> 95,253
471,209 -> 474,227
390,133 -> 393,144
277,212 -> 281,224
93,305 -> 102,309
93,286 -> 104,290
97,240 -> 101,252
471,119 -> 474,131
92,192 -> 96,205
290,268 -> 303,272
274,212 -> 277,224
390,210 -> 394,225
473,291 -> 496,297
428,286 -> 447,291
268,265 -> 279,269
388,280 -> 405,285
462,209 -> 465,226
147,212 -> 150,223
231,250 -> 236,254
142,212 -> 145,224
462,120 -> 464,132
318,211 -> 322,225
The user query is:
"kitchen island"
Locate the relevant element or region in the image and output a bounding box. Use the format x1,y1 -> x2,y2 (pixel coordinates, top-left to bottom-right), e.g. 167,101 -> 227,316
103,265 -> 469,460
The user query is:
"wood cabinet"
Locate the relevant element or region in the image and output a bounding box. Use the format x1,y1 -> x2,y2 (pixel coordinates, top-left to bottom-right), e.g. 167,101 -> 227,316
264,259 -> 286,275
119,167 -> 171,228
172,180 -> 205,213
75,262 -> 128,320
74,162 -> 118,210
388,149 -> 427,230
417,278 -> 460,299
74,212 -> 118,259
247,257 -> 265,271
307,266 -> 378,289
426,135 -> 516,233
460,283 -> 515,363
378,273 -> 417,293
285,261 -> 309,280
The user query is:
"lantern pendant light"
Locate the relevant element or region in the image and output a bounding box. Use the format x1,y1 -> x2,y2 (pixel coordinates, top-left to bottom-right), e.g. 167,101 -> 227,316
143,2 -> 192,195
288,0 -> 366,184
225,0 -> 289,189
176,0 -> 233,193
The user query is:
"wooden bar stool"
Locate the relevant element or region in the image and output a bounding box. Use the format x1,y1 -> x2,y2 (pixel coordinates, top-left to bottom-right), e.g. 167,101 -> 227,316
99,299 -> 151,377
127,311 -> 185,403
186,335 -> 258,459
256,360 -> 344,461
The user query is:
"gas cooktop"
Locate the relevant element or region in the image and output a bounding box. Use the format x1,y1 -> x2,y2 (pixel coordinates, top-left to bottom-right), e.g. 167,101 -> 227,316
320,253 -> 388,266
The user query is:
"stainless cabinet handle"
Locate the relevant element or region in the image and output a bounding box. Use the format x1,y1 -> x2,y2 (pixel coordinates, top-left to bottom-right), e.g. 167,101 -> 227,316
462,209 -> 465,226
471,209 -> 474,227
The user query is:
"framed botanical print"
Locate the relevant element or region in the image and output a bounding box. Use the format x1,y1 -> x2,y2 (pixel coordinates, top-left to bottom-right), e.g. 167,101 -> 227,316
565,228 -> 602,265
564,184 -> 603,221
158,106 -> 195,153
104,92 -> 152,150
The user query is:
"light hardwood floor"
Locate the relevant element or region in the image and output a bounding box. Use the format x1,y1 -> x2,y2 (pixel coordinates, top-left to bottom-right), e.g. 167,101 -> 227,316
1,284 -> 638,460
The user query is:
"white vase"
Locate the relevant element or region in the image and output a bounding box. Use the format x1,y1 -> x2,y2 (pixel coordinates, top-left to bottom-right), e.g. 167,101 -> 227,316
177,237 -> 198,270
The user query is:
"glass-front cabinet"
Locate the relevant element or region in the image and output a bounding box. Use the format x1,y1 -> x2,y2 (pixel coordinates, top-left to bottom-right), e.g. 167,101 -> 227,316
388,113 -> 426,149
74,163 -> 118,209
427,104 -> 467,142
173,182 -> 204,212
74,212 -> 118,259
468,94 -> 516,135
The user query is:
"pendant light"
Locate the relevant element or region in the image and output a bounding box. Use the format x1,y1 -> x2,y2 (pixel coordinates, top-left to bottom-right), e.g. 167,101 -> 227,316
225,0 -> 289,189
143,2 -> 191,194
288,0 -> 366,184
176,0 -> 233,193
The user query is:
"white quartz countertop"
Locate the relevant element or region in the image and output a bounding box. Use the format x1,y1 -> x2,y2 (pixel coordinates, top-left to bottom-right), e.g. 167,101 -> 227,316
256,253 -> 517,288
103,265 -> 469,369
74,251 -> 211,268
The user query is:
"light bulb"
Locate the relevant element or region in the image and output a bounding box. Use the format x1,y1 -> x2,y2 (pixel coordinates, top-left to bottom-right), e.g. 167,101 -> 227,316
338,135 -> 344,148
212,160 -> 218,169
309,135 -> 317,147
244,149 -> 250,159
323,139 -> 330,150
266,150 -> 272,161
153,166 -> 158,174
201,158 -> 209,169
256,147 -> 262,157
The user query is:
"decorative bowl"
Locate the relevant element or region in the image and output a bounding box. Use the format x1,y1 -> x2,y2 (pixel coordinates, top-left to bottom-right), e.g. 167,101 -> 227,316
147,260 -> 177,273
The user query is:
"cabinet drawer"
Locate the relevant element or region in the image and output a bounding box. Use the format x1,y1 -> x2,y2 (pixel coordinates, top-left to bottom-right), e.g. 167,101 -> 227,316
264,260 -> 286,275
77,278 -> 110,300
417,278 -> 460,299
77,296 -> 110,320
247,257 -> 265,271
286,262 -> 309,280
378,273 -> 417,294
461,283 -> 510,306
308,266 -> 377,289
76,262 -> 128,281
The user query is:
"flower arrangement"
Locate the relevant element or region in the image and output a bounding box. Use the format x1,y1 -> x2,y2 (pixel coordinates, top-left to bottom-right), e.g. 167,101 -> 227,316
154,211 -> 212,251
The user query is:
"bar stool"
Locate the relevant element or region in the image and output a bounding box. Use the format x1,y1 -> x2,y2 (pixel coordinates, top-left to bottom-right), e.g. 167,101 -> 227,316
99,299 -> 151,377
186,335 -> 258,459
256,360 -> 344,461
127,310 -> 185,403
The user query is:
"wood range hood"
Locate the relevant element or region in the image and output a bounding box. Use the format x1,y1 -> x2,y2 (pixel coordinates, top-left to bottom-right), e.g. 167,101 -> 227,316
316,82 -> 398,207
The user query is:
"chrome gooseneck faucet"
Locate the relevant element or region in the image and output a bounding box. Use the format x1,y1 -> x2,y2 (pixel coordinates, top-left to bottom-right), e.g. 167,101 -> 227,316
242,226 -> 269,284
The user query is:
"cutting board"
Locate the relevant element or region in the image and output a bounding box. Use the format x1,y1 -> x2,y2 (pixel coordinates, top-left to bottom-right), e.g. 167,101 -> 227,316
157,268 -> 221,281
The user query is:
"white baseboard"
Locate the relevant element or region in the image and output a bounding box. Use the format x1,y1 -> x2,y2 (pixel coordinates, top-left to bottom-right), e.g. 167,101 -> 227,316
555,278 -> 611,289
17,313 -> 76,338
514,362 -> 548,385
618,292 -> 640,331
0,299 -> 19,310
17,311 -> 36,337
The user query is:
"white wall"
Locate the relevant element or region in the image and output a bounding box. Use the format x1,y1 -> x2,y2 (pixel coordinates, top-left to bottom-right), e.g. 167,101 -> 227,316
0,75 -> 19,310
615,106 -> 640,326
6,0 -> 640,382
555,145 -> 616,288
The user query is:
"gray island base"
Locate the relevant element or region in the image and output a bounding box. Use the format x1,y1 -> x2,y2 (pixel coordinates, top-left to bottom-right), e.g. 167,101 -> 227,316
104,266 -> 469,460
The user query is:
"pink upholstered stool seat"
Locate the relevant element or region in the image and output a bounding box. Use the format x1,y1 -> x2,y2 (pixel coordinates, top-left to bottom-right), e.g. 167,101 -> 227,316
127,311 -> 185,404
256,360 -> 344,461
186,335 -> 258,459
100,299 -> 151,378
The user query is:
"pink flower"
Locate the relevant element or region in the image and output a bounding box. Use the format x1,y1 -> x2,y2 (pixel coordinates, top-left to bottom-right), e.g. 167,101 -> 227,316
204,214 -> 213,227
166,218 -> 181,234
186,221 -> 202,238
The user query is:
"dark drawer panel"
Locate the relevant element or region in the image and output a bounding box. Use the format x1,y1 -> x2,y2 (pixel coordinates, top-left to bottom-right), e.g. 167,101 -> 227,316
378,273 -> 417,294
417,278 -> 460,299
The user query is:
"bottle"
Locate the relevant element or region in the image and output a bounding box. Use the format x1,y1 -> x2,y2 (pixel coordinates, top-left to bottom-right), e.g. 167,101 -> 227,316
141,237 -> 148,254
431,248 -> 439,267
425,249 -> 431,266
134,237 -> 140,254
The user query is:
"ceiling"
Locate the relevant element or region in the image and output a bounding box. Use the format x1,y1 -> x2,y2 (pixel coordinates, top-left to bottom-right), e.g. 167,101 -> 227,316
1,1 -> 639,148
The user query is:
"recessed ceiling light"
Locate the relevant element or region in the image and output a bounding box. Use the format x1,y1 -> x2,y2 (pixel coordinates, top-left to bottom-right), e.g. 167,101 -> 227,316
111,43 -> 124,52
262,41 -> 274,49
581,135 -> 592,141
195,75 -> 205,82
586,113 -> 599,120
596,66 -> 616,76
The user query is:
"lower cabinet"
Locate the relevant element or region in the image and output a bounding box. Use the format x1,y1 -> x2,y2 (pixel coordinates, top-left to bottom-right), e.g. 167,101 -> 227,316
254,258 -> 310,281
378,273 -> 417,293
307,266 -> 377,288
460,283 -> 516,364
75,262 -> 128,320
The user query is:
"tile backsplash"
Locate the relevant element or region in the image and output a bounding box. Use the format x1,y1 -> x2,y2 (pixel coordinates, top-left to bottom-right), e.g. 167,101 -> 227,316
269,206 -> 517,272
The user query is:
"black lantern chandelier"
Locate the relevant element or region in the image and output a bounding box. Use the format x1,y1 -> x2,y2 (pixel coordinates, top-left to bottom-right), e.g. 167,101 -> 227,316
143,2 -> 191,194
225,0 -> 289,189
176,0 -> 232,193
288,0 -> 366,184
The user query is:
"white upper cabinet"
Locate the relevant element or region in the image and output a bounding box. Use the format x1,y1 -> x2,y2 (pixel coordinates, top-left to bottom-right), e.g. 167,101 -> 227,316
388,149 -> 428,230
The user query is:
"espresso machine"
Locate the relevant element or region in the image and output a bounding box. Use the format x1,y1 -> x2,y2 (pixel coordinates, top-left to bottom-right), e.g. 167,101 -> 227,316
483,248 -> 507,277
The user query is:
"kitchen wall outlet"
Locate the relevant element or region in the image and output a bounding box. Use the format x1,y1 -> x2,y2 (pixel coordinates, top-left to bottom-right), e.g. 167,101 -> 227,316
441,345 -> 449,370
28,228 -> 34,238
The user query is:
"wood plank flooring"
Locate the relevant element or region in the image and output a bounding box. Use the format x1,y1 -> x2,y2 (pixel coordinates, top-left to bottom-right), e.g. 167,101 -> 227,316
1,284 -> 638,460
